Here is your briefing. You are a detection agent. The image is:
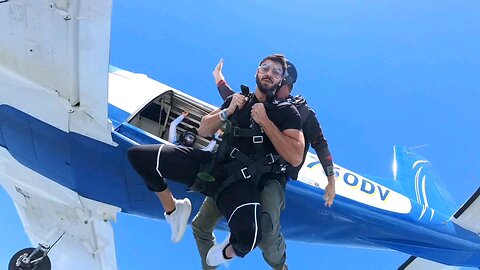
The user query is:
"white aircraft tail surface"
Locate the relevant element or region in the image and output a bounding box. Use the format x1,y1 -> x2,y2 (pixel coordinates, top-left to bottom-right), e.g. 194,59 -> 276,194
398,188 -> 480,270
398,256 -> 460,270
452,188 -> 480,234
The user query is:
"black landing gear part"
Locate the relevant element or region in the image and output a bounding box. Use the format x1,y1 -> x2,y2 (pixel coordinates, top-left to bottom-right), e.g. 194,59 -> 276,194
8,246 -> 51,270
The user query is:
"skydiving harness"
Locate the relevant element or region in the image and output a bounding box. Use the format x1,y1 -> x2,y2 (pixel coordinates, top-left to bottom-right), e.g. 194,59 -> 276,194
215,92 -> 291,196
288,95 -> 308,126
190,86 -> 290,198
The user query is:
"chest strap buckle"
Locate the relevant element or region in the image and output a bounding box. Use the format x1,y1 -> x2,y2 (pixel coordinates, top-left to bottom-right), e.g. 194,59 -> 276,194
266,153 -> 275,164
229,147 -> 239,159
253,135 -> 263,144
241,167 -> 251,179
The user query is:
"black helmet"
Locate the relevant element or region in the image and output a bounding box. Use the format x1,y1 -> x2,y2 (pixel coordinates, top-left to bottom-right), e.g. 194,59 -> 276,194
179,128 -> 197,147
283,60 -> 297,85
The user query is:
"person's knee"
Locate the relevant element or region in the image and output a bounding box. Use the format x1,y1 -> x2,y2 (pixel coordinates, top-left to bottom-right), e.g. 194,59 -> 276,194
128,145 -> 167,192
231,227 -> 262,258
259,211 -> 286,267
259,213 -> 283,255
229,208 -> 263,256
145,179 -> 167,192
260,209 -> 281,243
127,146 -> 142,166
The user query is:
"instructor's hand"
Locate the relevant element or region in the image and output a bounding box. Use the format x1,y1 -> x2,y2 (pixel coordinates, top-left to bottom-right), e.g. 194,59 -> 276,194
213,59 -> 225,83
324,179 -> 336,207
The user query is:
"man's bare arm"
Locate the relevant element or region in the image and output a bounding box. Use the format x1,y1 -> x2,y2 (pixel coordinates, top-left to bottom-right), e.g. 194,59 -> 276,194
264,125 -> 304,167
250,103 -> 304,166
199,94 -> 247,137
198,108 -> 223,137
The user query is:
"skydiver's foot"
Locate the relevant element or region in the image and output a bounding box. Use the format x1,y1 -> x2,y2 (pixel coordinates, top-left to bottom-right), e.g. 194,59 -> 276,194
164,198 -> 192,243
206,233 -> 233,267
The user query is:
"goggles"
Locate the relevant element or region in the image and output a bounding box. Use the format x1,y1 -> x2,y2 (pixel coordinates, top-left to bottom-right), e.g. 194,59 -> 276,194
257,64 -> 284,80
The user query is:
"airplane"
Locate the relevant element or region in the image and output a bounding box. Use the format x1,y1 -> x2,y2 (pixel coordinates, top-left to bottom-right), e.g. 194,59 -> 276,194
0,0 -> 479,269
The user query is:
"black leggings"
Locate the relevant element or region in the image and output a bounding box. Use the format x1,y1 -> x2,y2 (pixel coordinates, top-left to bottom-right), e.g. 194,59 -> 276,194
128,144 -> 209,192
127,144 -> 262,257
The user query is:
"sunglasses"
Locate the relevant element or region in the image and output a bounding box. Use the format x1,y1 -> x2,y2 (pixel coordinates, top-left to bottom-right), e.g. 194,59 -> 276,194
257,64 -> 284,80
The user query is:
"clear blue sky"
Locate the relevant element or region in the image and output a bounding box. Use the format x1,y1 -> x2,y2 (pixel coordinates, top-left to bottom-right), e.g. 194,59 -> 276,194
1,0 -> 479,269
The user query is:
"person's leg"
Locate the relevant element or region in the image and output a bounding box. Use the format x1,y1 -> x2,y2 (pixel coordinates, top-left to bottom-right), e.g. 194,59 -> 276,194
128,144 -> 209,242
206,181 -> 262,267
258,178 -> 287,270
156,189 -> 176,213
192,196 -> 223,270
224,203 -> 261,257
128,144 -> 210,187
128,144 -> 176,211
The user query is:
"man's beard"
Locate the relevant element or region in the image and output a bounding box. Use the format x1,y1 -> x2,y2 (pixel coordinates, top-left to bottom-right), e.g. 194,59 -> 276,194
256,75 -> 279,95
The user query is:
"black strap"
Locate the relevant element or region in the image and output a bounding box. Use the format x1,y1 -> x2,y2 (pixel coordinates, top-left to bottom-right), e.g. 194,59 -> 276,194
212,147 -> 286,201
225,145 -> 280,167
227,146 -> 254,167
214,161 -> 287,201
233,127 -> 262,137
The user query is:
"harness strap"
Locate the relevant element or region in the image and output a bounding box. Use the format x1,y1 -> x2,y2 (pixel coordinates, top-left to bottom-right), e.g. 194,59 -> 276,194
227,146 -> 254,167
214,162 -> 287,202
225,145 -> 280,166
212,148 -> 286,201
188,147 -> 283,197
233,127 -> 262,137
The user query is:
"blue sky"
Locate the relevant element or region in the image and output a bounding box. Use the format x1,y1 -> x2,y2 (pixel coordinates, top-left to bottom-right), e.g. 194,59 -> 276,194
1,0 -> 479,269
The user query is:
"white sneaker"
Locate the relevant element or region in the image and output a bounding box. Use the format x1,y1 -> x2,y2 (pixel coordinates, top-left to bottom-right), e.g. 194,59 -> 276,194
206,233 -> 233,267
164,198 -> 192,243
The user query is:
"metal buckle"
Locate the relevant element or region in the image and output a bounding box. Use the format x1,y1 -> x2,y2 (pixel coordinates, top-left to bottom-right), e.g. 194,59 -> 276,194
266,153 -> 275,164
229,148 -> 239,159
233,127 -> 240,137
241,167 -> 251,179
253,135 -> 263,144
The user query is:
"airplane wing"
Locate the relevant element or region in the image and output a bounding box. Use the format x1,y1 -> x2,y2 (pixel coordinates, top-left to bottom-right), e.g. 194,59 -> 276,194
0,0 -> 114,144
0,147 -> 120,269
0,0 -> 120,268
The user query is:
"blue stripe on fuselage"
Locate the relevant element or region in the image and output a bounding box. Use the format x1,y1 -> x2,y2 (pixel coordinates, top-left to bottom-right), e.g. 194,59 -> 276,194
0,104 -> 131,207
0,104 -> 205,220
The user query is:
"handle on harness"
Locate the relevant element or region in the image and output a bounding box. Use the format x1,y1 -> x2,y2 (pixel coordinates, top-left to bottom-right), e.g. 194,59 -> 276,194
229,84 -> 251,117
240,84 -> 250,96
